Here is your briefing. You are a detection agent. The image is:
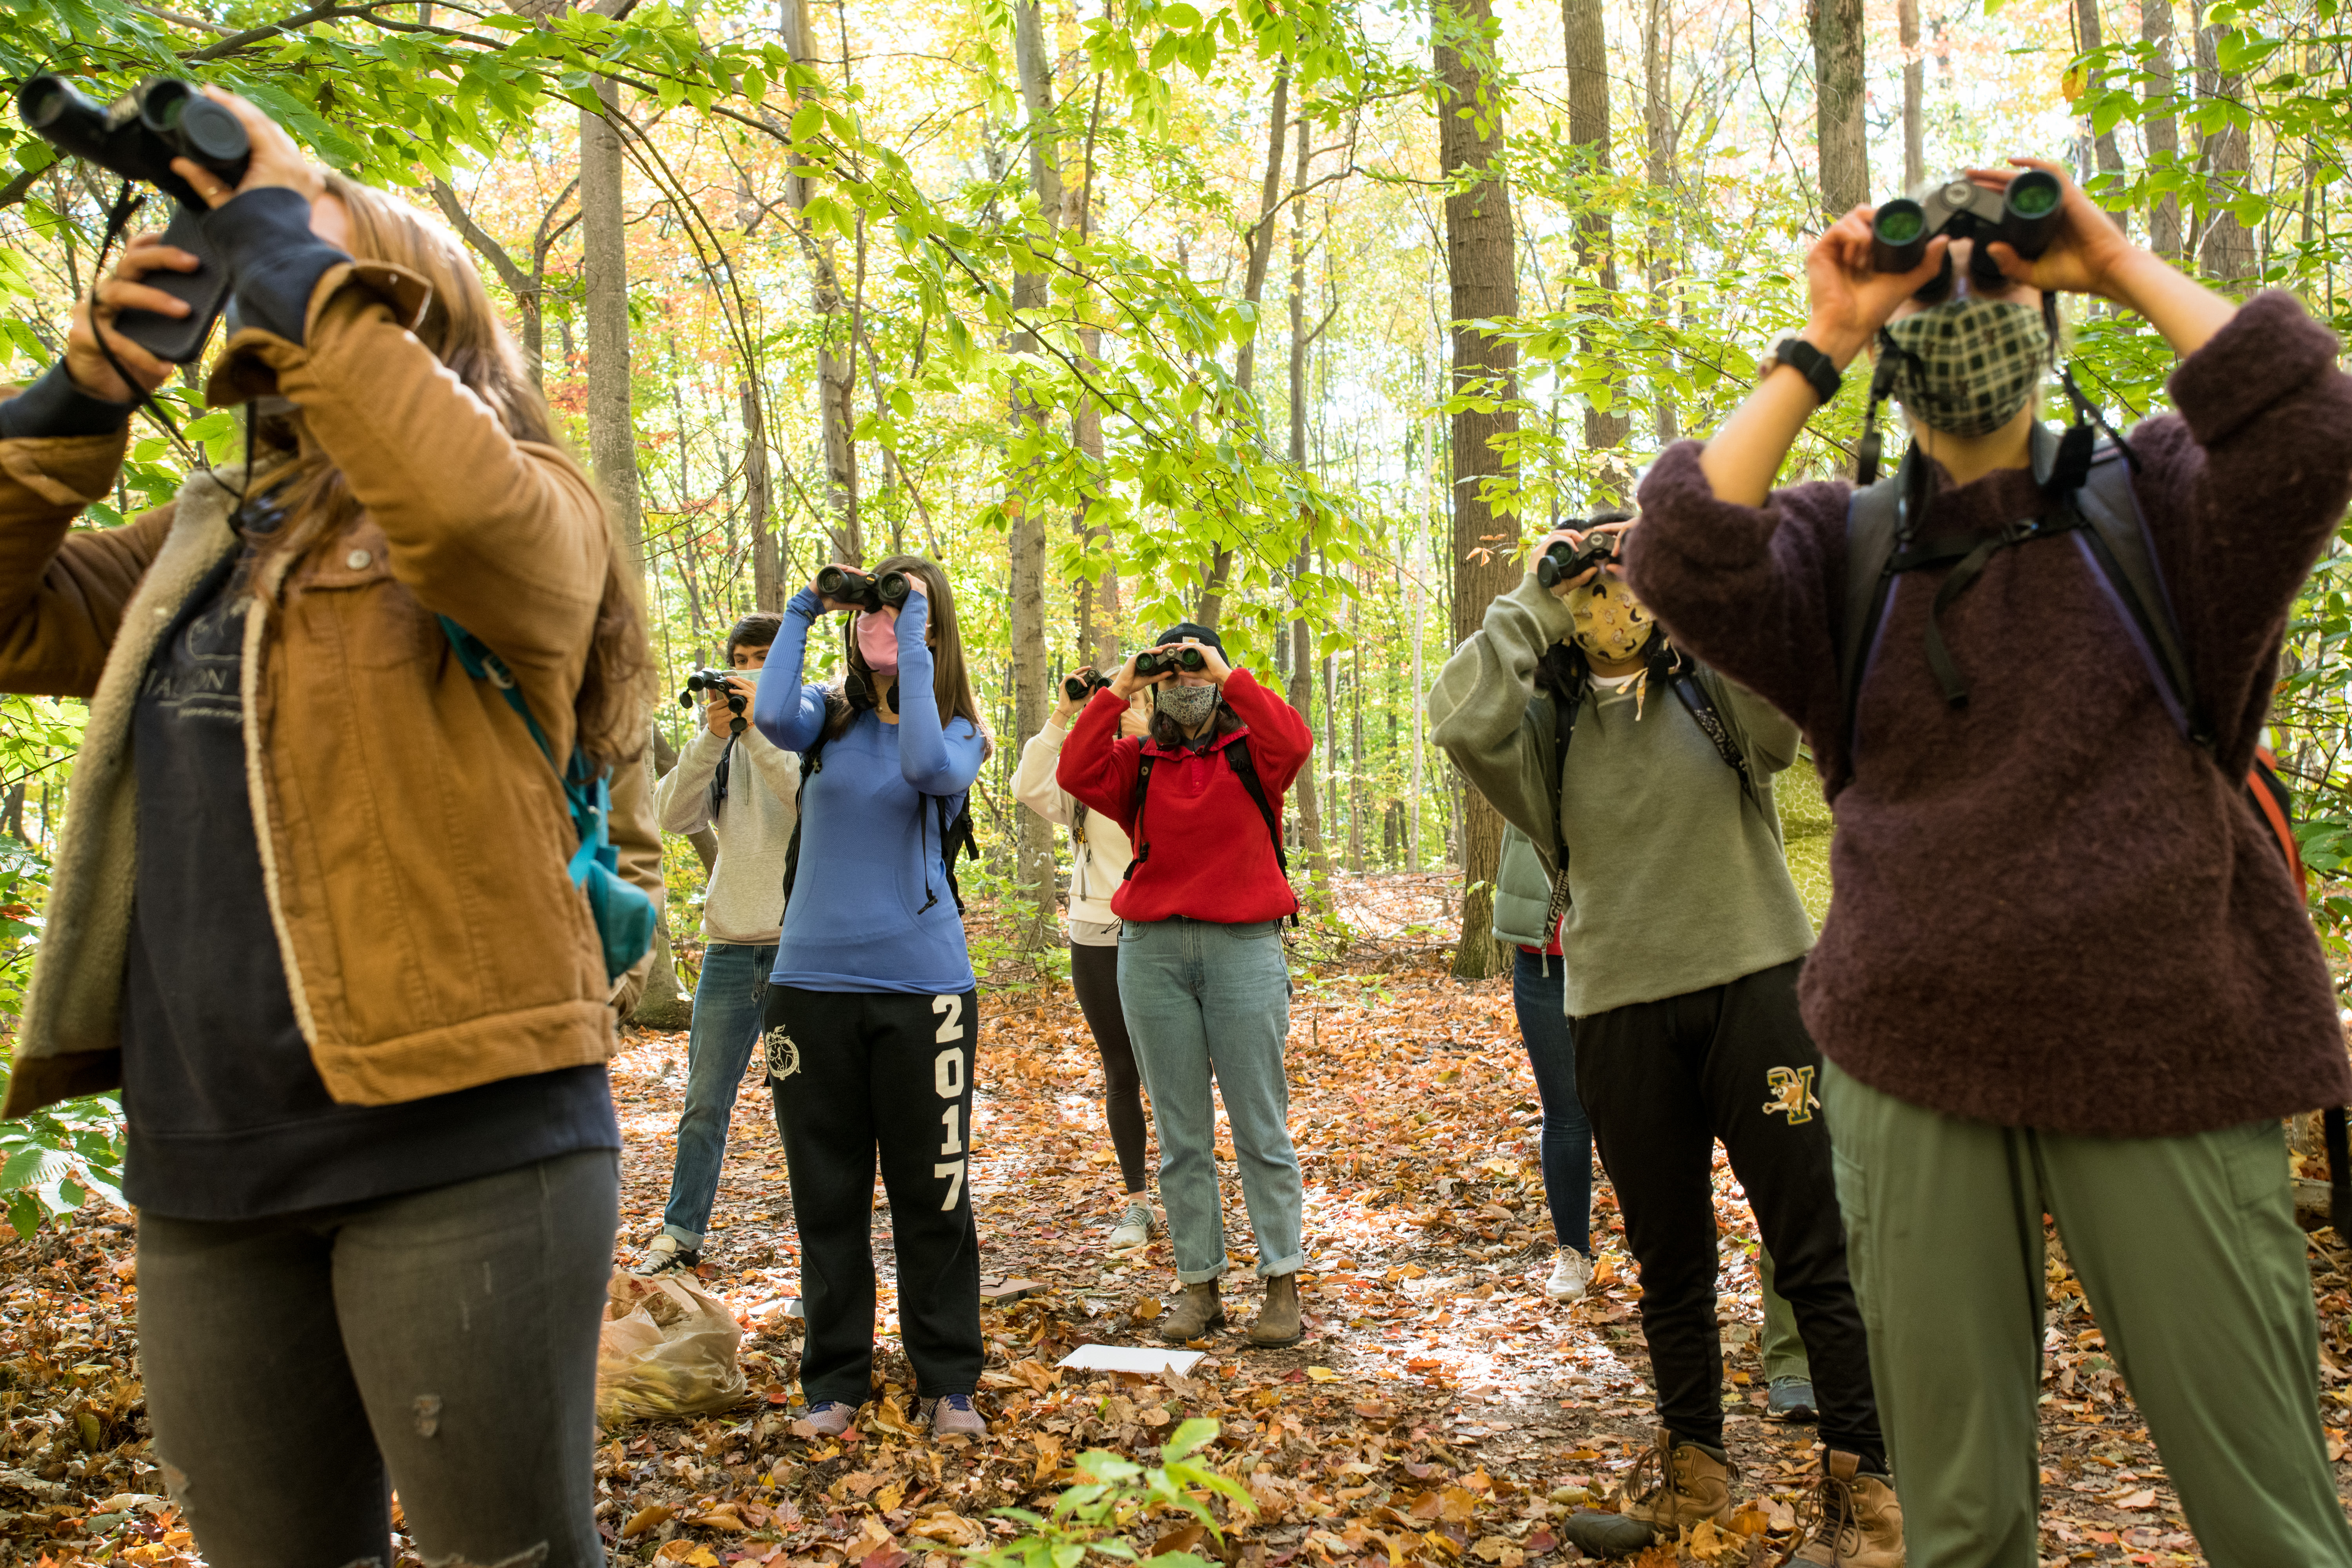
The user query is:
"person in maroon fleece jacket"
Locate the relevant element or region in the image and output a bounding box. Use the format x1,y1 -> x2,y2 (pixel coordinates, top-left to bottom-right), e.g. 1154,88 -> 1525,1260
1627,156 -> 2352,1567
1058,623 -> 1314,1347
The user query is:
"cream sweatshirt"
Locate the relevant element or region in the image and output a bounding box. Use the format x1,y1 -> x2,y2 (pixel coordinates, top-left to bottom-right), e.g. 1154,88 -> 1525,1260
1010,717 -> 1134,929
652,722 -> 802,945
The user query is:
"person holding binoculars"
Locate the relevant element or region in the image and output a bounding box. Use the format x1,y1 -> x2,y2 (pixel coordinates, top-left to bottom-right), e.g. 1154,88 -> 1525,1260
1627,158 -> 2352,1565
1056,625 -> 1314,1346
1012,674 -> 1159,1253
643,612 -> 802,1276
1433,516 -> 1893,1566
0,87 -> 648,1565
751,556 -> 992,1440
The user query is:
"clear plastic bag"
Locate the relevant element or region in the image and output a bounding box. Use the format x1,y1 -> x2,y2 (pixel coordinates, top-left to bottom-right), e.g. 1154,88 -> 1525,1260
595,1268 -> 748,1423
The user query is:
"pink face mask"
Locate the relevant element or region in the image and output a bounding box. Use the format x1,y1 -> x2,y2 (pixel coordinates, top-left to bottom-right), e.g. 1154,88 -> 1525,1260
856,610 -> 900,674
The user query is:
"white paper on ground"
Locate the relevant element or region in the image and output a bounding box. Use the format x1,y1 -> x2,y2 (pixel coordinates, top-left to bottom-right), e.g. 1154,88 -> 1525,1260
1057,1344 -> 1208,1375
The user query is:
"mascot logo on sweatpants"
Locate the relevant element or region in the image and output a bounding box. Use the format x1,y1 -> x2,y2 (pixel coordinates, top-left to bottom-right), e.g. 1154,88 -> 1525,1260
764,1025 -> 800,1081
1762,1065 -> 1820,1125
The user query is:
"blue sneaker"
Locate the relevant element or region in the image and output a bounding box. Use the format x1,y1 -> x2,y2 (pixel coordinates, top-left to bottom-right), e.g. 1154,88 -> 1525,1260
1767,1376 -> 1819,1423
800,1400 -> 855,1437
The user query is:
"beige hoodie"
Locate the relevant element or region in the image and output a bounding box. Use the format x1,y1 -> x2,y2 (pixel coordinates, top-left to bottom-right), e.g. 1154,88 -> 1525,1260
1011,717 -> 1134,929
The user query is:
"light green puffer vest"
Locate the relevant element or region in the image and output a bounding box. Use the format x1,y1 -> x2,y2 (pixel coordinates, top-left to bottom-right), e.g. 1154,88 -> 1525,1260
1490,824 -> 1559,949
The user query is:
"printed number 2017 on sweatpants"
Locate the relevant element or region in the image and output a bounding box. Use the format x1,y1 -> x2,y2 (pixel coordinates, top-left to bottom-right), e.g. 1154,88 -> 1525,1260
933,995 -> 967,1212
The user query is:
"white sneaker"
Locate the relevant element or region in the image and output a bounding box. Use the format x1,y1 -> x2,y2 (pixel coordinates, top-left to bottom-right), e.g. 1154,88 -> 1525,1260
1545,1246 -> 1593,1301
637,1232 -> 701,1276
1107,1198 -> 1154,1251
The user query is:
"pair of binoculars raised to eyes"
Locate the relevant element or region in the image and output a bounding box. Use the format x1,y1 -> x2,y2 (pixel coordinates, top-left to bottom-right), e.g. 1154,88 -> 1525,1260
1870,171 -> 2063,290
1063,670 -> 1111,702
1535,530 -> 1620,590
816,565 -> 911,612
1134,646 -> 1207,680
679,668 -> 743,710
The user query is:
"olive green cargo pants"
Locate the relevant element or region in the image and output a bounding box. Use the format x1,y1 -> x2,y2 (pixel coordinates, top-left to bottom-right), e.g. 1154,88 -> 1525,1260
1822,1059 -> 2352,1567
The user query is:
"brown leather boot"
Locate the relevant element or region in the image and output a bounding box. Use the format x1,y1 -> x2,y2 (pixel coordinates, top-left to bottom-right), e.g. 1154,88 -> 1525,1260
1156,1280 -> 1223,1343
1247,1274 -> 1301,1347
1790,1450 -> 1904,1567
1564,1427 -> 1736,1557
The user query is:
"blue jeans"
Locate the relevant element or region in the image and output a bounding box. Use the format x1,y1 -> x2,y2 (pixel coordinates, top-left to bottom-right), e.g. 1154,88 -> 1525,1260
1118,917 -> 1304,1283
660,941 -> 776,1249
1512,947 -> 1594,1256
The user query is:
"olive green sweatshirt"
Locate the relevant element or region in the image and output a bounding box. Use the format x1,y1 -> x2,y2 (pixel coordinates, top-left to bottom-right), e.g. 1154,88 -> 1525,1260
1430,573 -> 1815,1018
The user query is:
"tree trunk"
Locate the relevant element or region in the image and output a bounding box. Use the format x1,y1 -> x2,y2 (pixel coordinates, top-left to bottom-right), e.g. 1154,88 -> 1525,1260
2074,0 -> 2127,203
1564,0 -> 1630,505
1642,0 -> 1681,447
1285,116 -> 1332,892
631,746 -> 694,1030
581,77 -> 644,568
1810,0 -> 1868,219
2142,0 -> 2182,261
780,0 -> 861,564
1195,65 -> 1293,630
742,380 -> 779,611
1898,0 -> 1923,192
1436,0 -> 1521,981
1073,324 -> 1117,670
1007,0 -> 1063,947
2194,3 -> 2255,286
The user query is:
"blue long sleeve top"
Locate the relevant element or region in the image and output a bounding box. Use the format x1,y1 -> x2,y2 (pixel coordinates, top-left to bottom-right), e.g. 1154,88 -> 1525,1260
754,588 -> 985,994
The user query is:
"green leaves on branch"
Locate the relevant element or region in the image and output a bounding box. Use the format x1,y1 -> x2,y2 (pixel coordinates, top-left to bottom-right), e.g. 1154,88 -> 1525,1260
965,1418 -> 1252,1568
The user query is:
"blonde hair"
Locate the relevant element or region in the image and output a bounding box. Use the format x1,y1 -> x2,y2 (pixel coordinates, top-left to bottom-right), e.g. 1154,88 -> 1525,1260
244,172 -> 648,768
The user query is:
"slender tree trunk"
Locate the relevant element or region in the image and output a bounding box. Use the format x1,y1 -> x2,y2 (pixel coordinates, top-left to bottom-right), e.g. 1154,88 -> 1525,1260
581,77 -> 644,570
742,381 -> 779,611
1810,0 -> 1869,218
1196,65 -> 1292,630
780,0 -> 861,564
1285,117 -> 1332,892
2074,0 -> 2127,203
1436,0 -> 1521,981
1643,0 -> 1681,448
2194,1 -> 2255,285
2142,0 -> 2182,261
1564,0 -> 1629,505
1007,0 -> 1063,946
1899,0 -> 1923,192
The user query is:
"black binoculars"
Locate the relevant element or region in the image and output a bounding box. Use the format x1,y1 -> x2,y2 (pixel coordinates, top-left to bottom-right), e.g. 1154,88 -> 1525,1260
1063,670 -> 1111,702
1870,171 -> 2064,289
679,668 -> 744,710
20,76 -> 251,362
816,565 -> 911,612
1536,530 -> 1620,590
1134,646 -> 1206,679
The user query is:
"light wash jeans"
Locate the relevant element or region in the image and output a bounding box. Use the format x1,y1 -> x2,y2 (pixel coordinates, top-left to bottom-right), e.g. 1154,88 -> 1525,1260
1117,916 -> 1304,1283
661,940 -> 776,1249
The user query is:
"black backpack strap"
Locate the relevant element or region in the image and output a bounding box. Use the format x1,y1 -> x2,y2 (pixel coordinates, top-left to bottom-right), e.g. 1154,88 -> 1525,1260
1122,752 -> 1159,880
2329,1106 -> 2352,1241
1536,659 -> 1587,948
2067,446 -> 2217,753
777,722 -> 833,914
1220,736 -> 1300,927
1838,460 -> 1908,784
935,793 -> 976,916
1664,663 -> 1762,809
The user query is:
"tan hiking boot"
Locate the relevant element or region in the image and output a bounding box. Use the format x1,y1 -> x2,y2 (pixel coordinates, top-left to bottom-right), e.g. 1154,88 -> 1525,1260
1564,1428 -> 1736,1557
1247,1274 -> 1301,1347
1157,1280 -> 1223,1342
1789,1450 -> 1904,1567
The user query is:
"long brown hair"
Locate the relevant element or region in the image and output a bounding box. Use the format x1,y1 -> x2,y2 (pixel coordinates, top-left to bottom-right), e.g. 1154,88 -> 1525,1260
242,171 -> 648,768
823,555 -> 990,753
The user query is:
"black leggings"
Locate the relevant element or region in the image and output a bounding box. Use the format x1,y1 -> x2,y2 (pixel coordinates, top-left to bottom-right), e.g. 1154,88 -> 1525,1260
1070,940 -> 1149,1192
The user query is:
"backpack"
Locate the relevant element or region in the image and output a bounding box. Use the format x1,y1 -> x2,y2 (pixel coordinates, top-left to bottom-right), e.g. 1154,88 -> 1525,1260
1125,730 -> 1297,926
438,618 -> 656,984
776,712 -> 976,921
1840,428 -> 2334,1223
1533,641 -> 1764,940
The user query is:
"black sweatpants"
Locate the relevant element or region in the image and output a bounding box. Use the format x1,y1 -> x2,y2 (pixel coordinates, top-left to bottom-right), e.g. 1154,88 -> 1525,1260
1069,940 -> 1149,1193
1575,958 -> 1883,1468
766,984 -> 984,1405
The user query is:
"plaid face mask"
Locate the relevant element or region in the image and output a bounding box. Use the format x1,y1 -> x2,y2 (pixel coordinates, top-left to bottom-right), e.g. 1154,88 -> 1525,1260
1880,298 -> 2047,439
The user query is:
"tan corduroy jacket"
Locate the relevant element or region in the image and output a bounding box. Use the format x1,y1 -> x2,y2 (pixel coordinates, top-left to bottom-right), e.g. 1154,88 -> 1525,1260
0,258 -> 660,1118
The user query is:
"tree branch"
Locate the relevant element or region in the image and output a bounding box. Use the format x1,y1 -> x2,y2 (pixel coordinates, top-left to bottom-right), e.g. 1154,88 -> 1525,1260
425,176 -> 533,298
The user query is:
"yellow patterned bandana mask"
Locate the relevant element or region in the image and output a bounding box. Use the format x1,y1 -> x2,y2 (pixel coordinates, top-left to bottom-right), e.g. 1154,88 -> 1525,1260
1566,575 -> 1658,664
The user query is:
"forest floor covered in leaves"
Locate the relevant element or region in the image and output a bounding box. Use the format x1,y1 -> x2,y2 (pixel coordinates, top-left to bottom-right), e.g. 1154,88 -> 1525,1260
0,877 -> 2350,1564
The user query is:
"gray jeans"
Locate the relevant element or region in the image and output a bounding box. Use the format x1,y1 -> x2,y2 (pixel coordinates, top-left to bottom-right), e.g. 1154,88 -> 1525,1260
1116,916 -> 1303,1283
137,1149 -> 619,1568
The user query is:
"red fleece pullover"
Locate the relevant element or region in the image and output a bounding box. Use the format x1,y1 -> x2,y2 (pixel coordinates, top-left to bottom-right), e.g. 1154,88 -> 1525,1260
1056,668 -> 1313,924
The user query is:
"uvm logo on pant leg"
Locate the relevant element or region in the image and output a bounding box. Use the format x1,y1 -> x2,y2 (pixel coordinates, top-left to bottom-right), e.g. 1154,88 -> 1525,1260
1762,1065 -> 1820,1124
764,1025 -> 800,1080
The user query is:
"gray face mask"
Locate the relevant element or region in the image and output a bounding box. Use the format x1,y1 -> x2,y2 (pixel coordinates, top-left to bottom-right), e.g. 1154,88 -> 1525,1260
1154,682 -> 1220,729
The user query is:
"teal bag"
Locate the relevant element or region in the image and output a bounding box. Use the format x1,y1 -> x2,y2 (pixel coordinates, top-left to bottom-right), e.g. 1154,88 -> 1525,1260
438,617 -> 657,984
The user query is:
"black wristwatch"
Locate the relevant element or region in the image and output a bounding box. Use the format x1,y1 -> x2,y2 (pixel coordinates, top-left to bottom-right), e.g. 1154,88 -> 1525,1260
1759,337 -> 1841,407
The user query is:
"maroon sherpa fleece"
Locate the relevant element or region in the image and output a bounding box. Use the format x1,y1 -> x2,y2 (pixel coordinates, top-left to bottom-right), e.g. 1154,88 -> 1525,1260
1626,291 -> 2352,1137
